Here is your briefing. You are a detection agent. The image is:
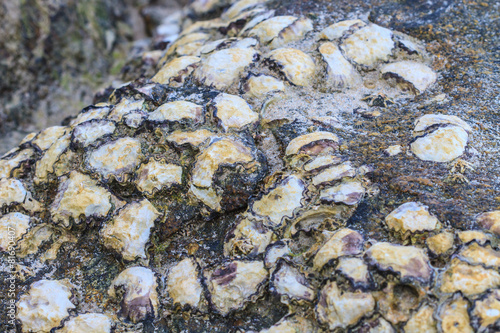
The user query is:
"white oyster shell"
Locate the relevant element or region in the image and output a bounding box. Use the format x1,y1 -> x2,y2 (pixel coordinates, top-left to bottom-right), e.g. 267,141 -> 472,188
194,48 -> 258,90
267,48 -> 316,86
472,289 -> 500,331
222,0 -> 267,21
319,19 -> 366,40
381,61 -> 437,94
0,148 -> 34,178
135,159 -> 183,196
364,242 -> 432,282
336,257 -> 371,287
224,216 -> 275,256
0,178 -> 29,207
341,24 -> 394,68
311,162 -> 356,186
319,178 -> 365,205
71,120 -> 116,148
251,175 -> 305,227
316,281 -> 375,330
286,131 -> 339,156
244,74 -> 285,98
56,313 -> 112,333
152,56 -> 201,86
166,129 -> 214,147
249,16 -> 297,44
271,260 -> 315,301
205,260 -> 267,316
212,93 -> 259,131
148,101 -> 203,124
108,98 -> 144,122
313,228 -> 364,269
0,212 -> 30,251
319,42 -> 361,89
410,126 -> 469,163
108,266 -> 159,323
34,132 -> 71,183
86,137 -> 142,181
303,155 -> 342,171
264,241 -> 291,268
101,199 -> 160,260
385,202 -> 439,235
50,171 -> 112,227
17,280 -> 75,332
167,258 -> 203,308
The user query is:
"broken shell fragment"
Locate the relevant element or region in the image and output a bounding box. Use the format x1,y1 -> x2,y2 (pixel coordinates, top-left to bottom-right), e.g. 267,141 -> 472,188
477,211 -> 500,236
166,258 -> 203,308
244,74 -> 285,98
285,131 -> 339,156
271,260 -> 315,301
340,24 -> 394,68
50,171 -> 112,227
212,93 -> 259,131
267,48 -> 316,86
251,175 -> 305,228
101,199 -> 160,260
86,137 -> 142,181
108,266 -> 159,323
56,313 -> 112,333
0,212 -> 30,251
204,260 -> 267,316
148,101 -> 204,124
319,19 -> 366,40
319,179 -> 365,205
364,242 -> 432,282
193,48 -> 258,90
17,280 -> 75,333
385,202 -> 439,235
152,56 -> 201,86
381,61 -> 437,94
316,281 -> 375,330
319,42 -> 361,89
135,159 -> 183,196
440,259 -> 500,295
313,228 -> 364,270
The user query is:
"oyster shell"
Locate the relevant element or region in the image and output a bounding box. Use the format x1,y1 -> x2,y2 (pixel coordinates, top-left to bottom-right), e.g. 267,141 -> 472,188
458,230 -> 493,245
50,171 -> 112,227
108,266 -> 159,323
0,212 -> 31,251
319,42 -> 361,89
313,228 -> 364,270
152,56 -> 201,86
336,257 -> 371,288
264,240 -> 291,268
260,314 -> 315,333
404,304 -> 438,333
411,126 -> 469,163
440,259 -> 500,295
34,131 -> 71,183
0,148 -> 35,178
375,283 -> 424,324
32,126 -> 68,150
243,74 -> 285,98
0,178 -> 31,207
438,295 -> 473,333
380,61 -> 437,94
319,178 -> 365,205
270,259 -> 315,301
364,242 -> 432,282
319,19 -> 366,40
471,289 -> 500,331
385,202 -> 439,236
316,281 -> 375,330
285,132 -> 339,156
166,258 -> 203,308
267,48 -> 316,86
193,47 -> 258,90
340,24 -> 394,68
204,260 -> 268,315
56,313 -> 112,333
71,120 -> 116,148
211,93 -> 259,131
148,101 -> 204,124
311,161 -> 356,186
224,215 -> 275,256
477,211 -> 500,236
135,158 -> 183,196
457,243 -> 500,268
251,16 -> 313,49
85,137 -> 142,182
427,231 -> 454,255
17,279 -> 75,332
101,199 -> 160,260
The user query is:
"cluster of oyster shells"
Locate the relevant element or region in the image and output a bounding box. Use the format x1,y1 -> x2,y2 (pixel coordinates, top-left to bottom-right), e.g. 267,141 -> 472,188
2,0 -> 499,332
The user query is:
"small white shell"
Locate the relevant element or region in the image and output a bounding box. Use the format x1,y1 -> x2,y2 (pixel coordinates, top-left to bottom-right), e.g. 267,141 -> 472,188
101,199 -> 160,260
71,120 -> 116,148
17,280 -> 75,332
251,175 -> 305,228
152,56 -> 201,86
0,212 -> 30,251
167,258 -> 203,308
194,48 -> 258,90
86,137 -> 142,181
381,61 -> 437,94
267,48 -> 316,86
148,101 -> 204,124
341,24 -> 394,68
410,126 -> 469,163
212,93 -> 259,131
108,266 -> 159,323
135,159 -> 183,196
56,313 -> 112,333
319,42 -> 361,89
50,171 -> 112,227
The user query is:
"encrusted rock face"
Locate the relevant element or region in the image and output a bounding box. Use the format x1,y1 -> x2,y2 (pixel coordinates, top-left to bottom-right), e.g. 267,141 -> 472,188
3,0 -> 499,332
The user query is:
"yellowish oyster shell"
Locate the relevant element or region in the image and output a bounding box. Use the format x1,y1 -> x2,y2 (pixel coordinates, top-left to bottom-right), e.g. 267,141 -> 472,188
149,100 -> 204,124
319,178 -> 365,205
385,202 -> 439,235
212,93 -> 259,131
438,296 -> 473,333
311,162 -> 356,186
319,42 -> 361,89
336,257 -> 371,288
381,61 -> 437,94
426,231 -> 454,255
267,48 -> 316,86
135,158 -> 183,196
440,259 -> 500,295
71,120 -> 116,148
34,131 -> 71,183
224,215 -> 275,256
472,289 -> 500,331
166,129 -> 214,147
313,228 -> 364,269
152,56 -> 201,86
167,258 -> 203,308
477,210 -> 500,236
271,260 -> 315,301
319,19 -> 366,40
285,131 -> 339,156
244,74 -> 285,98
404,304 -> 438,333
0,148 -> 34,178
32,126 -> 67,150
410,126 -> 469,163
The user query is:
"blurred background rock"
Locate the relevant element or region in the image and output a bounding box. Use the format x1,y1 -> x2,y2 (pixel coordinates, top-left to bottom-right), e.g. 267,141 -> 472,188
0,0 -> 186,154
